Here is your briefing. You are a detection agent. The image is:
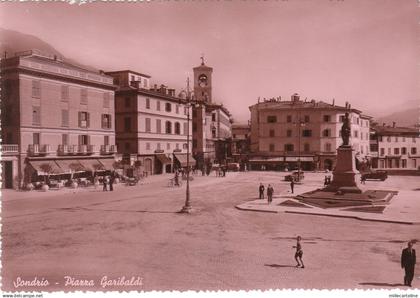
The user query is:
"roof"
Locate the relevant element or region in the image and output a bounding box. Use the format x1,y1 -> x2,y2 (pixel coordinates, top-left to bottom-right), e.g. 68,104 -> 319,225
231,123 -> 250,129
205,103 -> 232,117
249,100 -> 363,114
371,125 -> 420,136
105,70 -> 152,78
193,63 -> 213,71
116,86 -> 188,104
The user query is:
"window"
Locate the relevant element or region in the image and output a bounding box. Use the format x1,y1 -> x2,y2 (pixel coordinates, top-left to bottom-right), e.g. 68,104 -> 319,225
156,100 -> 160,111
287,130 -> 292,137
167,143 -> 171,150
183,122 -> 188,135
395,137 -> 398,142
402,137 -> 406,142
322,129 -> 330,137
183,143 -> 188,149
212,114 -> 216,122
411,147 -> 417,155
339,115 -> 345,122
304,115 -> 310,123
387,148 -> 391,155
61,85 -> 69,101
380,148 -> 385,156
412,137 -> 416,143
103,93 -> 110,108
165,121 -> 172,134
125,97 -> 131,108
267,116 -> 277,123
402,147 -> 407,155
146,143 -> 151,150
157,143 -> 161,150
284,144 -> 294,152
165,103 -> 172,112
304,143 -> 310,152
145,118 -> 151,132
212,127 -> 217,138
184,107 -> 188,115
61,109 -> 69,127
81,88 -> 88,104
78,112 -> 90,128
302,129 -> 312,137
323,115 -> 331,122
79,135 -> 89,145
125,142 -> 131,151
146,98 -> 150,109
33,133 -> 40,145
102,114 -> 112,129
176,105 -> 180,114
287,115 -> 292,123
394,148 -> 400,155
325,143 -> 332,152
62,134 -> 68,145
32,80 -> 41,98
379,136 -> 383,142
354,131 -> 358,138
175,122 -> 181,135
387,137 -> 391,142
104,135 -> 109,146
124,117 -> 131,132
176,143 -> 180,150
269,144 -> 275,152
156,119 -> 162,133
32,106 -> 41,125
269,129 -> 275,137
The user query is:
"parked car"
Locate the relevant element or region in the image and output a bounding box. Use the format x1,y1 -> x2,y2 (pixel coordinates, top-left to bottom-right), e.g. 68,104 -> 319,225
361,170 -> 388,181
284,171 -> 305,182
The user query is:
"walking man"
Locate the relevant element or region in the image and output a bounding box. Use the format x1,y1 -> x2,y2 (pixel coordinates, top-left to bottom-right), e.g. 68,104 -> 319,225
267,184 -> 274,204
401,241 -> 416,287
293,236 -> 304,268
109,172 -> 114,191
259,183 -> 265,200
290,179 -> 295,194
102,176 -> 108,191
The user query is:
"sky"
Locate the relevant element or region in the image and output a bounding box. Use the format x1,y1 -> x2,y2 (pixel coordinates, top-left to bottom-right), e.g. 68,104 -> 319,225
0,0 -> 419,123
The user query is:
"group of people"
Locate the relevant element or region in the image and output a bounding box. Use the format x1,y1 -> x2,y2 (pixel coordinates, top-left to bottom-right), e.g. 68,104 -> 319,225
258,183 -> 274,204
216,166 -> 227,177
93,172 -> 116,191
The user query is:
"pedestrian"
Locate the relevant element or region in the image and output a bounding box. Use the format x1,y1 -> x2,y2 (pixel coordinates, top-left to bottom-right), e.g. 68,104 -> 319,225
174,170 -> 180,186
109,173 -> 114,191
267,184 -> 273,204
94,175 -> 99,190
259,183 -> 265,200
360,175 -> 366,185
290,179 -> 295,194
401,241 -> 416,287
324,176 -> 328,187
293,236 -> 304,268
222,166 -> 226,177
102,176 -> 108,191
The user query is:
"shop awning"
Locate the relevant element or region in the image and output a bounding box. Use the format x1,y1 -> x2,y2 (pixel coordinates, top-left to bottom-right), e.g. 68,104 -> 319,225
285,157 -> 314,162
249,157 -> 284,163
98,158 -> 116,170
29,160 -> 63,175
174,153 -> 196,167
156,154 -> 172,164
55,159 -> 84,173
79,159 -> 104,171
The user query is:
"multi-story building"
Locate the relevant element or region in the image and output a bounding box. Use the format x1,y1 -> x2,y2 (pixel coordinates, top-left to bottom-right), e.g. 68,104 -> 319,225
370,123 -> 420,172
248,94 -> 371,171
191,59 -> 232,167
1,50 -> 117,189
230,123 -> 251,167
105,70 -> 193,175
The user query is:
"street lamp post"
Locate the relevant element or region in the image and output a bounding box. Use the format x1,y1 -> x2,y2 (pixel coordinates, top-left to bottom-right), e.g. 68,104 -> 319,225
294,111 -> 305,181
180,78 -> 194,213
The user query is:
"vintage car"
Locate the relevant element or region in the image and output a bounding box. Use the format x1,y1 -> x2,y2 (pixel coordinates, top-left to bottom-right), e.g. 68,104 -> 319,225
361,170 -> 388,181
284,171 -> 305,182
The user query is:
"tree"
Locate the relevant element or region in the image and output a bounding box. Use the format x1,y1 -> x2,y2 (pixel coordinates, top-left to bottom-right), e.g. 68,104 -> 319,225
69,162 -> 84,180
39,163 -> 56,184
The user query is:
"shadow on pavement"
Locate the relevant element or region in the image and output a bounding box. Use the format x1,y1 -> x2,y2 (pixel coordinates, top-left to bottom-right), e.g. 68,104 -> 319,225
78,207 -> 176,214
264,264 -> 297,268
359,282 -> 405,287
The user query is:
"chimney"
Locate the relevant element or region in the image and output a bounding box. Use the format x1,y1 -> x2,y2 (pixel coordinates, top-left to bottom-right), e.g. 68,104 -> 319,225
348,104 -> 351,109
153,84 -> 157,91
392,121 -> 396,128
159,84 -> 167,95
332,98 -> 335,106
291,93 -> 300,102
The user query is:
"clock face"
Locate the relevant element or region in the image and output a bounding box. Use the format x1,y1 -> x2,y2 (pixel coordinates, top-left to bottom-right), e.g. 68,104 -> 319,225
198,74 -> 208,87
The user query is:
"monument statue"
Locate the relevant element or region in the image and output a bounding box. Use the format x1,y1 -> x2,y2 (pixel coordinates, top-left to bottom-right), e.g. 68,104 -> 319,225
341,112 -> 351,147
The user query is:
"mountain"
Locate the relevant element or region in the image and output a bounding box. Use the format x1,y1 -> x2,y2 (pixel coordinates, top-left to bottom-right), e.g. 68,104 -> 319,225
0,28 -> 97,71
374,107 -> 420,127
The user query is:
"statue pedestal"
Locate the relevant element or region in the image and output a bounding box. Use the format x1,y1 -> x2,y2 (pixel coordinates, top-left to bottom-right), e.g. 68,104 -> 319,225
325,146 -> 362,194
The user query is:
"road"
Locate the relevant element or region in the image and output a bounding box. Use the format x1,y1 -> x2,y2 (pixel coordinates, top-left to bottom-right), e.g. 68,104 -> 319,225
2,171 -> 419,291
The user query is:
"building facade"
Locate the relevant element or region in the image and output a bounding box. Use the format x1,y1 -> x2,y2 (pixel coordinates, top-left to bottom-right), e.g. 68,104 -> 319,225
370,124 -> 420,172
1,50 -> 117,189
248,94 -> 371,171
106,70 -> 193,175
230,123 -> 251,168
191,59 -> 232,167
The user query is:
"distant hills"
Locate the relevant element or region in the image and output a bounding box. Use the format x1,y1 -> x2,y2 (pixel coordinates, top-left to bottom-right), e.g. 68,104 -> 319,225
374,106 -> 419,127
0,28 -> 97,71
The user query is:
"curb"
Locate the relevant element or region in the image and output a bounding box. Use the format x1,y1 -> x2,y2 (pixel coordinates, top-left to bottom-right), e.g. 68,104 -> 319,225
235,205 -> 278,214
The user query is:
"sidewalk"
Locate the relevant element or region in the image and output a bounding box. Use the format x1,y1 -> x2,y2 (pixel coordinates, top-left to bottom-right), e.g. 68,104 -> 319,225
236,182 -> 420,225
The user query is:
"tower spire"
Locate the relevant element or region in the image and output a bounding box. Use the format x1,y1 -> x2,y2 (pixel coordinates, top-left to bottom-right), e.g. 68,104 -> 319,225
200,54 -> 205,65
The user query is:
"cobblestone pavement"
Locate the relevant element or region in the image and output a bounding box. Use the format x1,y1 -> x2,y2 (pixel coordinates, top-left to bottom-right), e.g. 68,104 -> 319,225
2,171 -> 419,291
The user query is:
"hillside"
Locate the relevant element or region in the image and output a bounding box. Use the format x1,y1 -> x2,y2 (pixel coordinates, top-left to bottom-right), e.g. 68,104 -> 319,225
374,107 -> 419,127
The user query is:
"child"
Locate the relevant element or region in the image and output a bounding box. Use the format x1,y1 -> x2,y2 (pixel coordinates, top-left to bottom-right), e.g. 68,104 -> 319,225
293,236 -> 304,268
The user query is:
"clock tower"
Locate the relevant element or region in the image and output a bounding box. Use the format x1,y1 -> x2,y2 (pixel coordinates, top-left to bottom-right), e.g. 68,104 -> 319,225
193,56 -> 213,103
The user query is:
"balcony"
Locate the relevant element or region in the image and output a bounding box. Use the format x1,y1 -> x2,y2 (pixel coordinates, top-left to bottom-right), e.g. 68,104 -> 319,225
1,144 -> 19,155
100,145 -> 116,155
58,145 -> 72,155
87,145 -> 96,154
28,144 -> 52,156
78,145 -> 88,154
